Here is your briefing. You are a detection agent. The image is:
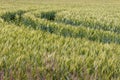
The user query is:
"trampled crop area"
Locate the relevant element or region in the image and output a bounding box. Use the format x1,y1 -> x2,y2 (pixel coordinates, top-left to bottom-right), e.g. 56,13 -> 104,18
0,0 -> 120,80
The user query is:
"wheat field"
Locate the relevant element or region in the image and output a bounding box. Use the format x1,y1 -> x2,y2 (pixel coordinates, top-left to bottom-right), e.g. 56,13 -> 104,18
0,0 -> 120,80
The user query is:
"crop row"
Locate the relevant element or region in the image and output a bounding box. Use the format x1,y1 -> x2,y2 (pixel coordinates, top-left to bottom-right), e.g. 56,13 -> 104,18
0,21 -> 120,79
2,10 -> 120,44
20,12 -> 120,44
54,10 -> 120,34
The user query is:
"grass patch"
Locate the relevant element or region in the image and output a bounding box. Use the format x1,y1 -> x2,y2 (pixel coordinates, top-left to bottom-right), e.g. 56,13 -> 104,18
1,10 -> 26,25
41,11 -> 56,21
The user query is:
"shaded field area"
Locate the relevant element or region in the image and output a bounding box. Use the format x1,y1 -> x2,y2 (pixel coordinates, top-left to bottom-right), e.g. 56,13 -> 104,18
0,0 -> 120,80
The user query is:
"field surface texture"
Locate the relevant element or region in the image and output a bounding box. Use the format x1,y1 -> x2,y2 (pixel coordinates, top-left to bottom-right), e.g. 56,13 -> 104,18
0,0 -> 120,80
